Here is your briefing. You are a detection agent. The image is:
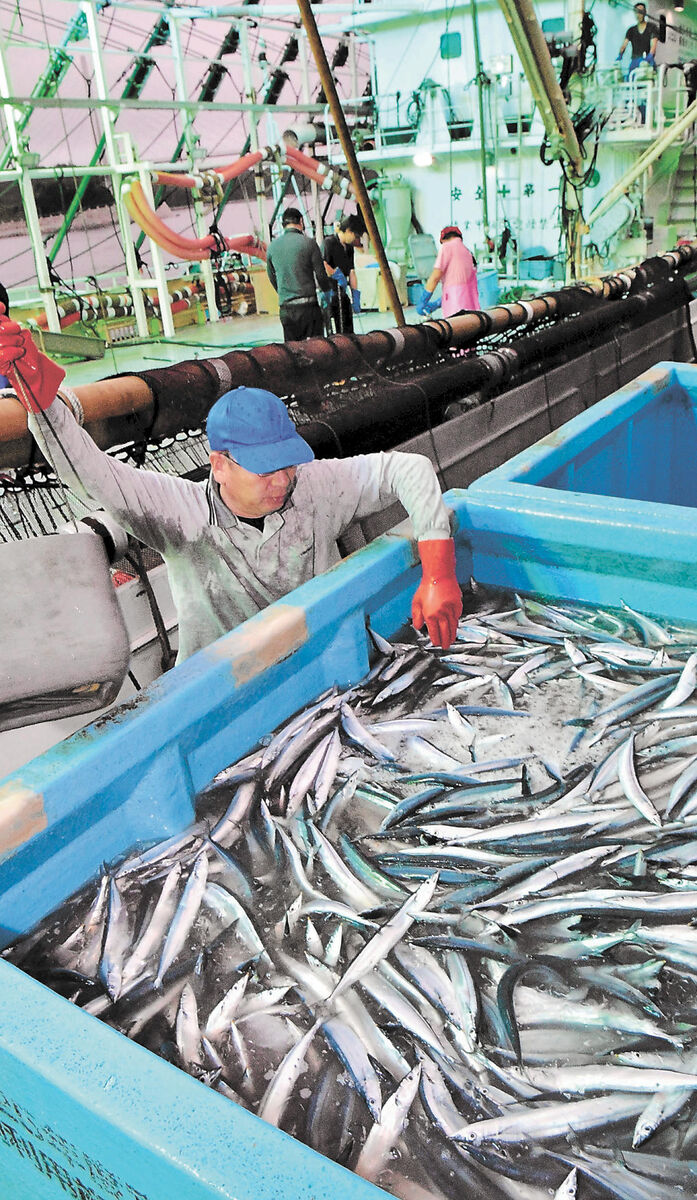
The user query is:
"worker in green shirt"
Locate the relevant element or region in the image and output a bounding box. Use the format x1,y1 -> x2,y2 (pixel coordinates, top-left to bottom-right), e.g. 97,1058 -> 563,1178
266,208 -> 333,343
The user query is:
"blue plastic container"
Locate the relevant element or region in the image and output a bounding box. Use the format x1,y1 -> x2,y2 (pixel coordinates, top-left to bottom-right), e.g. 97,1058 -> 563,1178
4,354 -> 697,1196
476,267 -> 500,308
0,509 -> 473,1200
519,247 -> 555,281
464,361 -> 697,622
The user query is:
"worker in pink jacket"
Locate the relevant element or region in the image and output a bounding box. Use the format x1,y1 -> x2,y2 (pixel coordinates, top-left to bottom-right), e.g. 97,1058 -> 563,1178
417,226 -> 480,319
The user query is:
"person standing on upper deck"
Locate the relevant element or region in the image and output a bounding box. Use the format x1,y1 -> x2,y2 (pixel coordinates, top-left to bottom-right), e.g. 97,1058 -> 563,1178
266,208 -> 333,343
617,3 -> 658,77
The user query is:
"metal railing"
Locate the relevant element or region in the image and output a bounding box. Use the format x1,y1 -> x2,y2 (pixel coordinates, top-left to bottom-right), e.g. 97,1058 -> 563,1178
322,82 -> 538,159
324,67 -> 695,163
591,65 -> 692,139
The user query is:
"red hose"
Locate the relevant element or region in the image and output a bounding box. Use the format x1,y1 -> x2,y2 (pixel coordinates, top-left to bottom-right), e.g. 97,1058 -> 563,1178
132,143 -> 350,263
218,150 -> 264,182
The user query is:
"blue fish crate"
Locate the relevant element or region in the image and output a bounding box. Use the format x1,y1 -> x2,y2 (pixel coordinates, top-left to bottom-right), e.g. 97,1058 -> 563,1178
476,267 -> 499,309
0,506 -> 474,1200
463,361 -> 697,623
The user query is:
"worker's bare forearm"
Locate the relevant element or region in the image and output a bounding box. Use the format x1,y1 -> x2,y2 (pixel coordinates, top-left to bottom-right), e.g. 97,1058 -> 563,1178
426,268 -> 442,294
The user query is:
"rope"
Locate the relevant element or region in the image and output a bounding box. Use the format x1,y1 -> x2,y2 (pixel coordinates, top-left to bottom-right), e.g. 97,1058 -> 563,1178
11,375 -> 80,533
126,542 -> 177,672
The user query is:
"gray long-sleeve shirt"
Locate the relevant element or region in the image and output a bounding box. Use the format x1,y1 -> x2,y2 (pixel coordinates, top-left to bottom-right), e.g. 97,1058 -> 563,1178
266,228 -> 331,304
29,401 -> 452,663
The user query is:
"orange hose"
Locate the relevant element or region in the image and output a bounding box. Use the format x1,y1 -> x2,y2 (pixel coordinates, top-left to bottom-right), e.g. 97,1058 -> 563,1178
154,171 -> 200,189
153,150 -> 263,189
125,186 -> 204,260
127,144 -> 338,265
217,150 -> 264,182
285,146 -> 354,195
125,180 -> 267,262
285,146 -> 323,171
127,183 -> 202,252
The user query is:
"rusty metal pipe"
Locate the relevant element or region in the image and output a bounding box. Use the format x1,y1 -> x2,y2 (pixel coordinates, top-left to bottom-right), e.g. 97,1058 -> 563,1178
295,0 -> 405,326
0,245 -> 695,467
512,0 -> 585,178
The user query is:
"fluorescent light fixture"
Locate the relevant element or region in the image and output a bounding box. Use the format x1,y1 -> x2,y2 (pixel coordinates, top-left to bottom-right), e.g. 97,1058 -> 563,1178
487,54 -> 513,76
413,149 -> 434,167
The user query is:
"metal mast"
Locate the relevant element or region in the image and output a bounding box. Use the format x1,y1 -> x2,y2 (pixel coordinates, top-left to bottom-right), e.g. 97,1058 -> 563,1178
295,0 -> 405,325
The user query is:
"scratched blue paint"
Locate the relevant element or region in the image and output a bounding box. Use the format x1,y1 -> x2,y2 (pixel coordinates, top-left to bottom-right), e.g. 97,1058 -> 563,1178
0,499 -> 472,1200
463,361 -> 697,622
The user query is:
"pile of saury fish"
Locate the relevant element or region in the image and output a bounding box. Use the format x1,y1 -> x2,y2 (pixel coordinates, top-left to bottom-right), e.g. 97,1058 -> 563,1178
8,588 -> 697,1200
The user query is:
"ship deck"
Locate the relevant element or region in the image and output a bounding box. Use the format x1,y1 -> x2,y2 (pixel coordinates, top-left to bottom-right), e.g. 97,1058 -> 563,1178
60,307 -> 411,387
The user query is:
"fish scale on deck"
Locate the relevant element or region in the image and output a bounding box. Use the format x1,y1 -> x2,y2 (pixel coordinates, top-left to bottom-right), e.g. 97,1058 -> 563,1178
7,590 -> 697,1199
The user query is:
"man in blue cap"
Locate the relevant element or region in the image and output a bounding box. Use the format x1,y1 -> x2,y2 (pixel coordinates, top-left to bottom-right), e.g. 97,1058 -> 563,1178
0,314 -> 462,660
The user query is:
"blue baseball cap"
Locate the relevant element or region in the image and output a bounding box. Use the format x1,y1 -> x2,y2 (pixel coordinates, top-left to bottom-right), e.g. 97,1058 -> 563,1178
206,386 -> 314,473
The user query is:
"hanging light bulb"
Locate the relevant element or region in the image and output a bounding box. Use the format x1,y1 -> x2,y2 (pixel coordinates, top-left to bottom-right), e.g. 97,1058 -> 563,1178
413,149 -> 434,167
675,0 -> 685,11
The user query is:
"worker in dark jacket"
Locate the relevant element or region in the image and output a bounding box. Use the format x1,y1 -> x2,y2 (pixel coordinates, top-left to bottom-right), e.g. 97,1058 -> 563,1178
323,214 -> 363,334
266,208 -> 333,343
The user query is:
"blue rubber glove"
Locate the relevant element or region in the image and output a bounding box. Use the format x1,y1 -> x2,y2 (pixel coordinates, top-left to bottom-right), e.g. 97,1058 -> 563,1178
319,290 -> 332,311
615,54 -> 623,62
351,288 -> 361,314
332,268 -> 348,290
415,286 -> 433,316
426,297 -> 441,314
646,52 -> 655,66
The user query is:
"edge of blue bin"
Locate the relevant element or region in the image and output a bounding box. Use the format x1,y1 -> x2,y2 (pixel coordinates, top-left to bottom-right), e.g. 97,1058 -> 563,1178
0,958 -> 385,1200
463,361 -> 697,621
0,489 -> 469,939
468,361 -> 691,490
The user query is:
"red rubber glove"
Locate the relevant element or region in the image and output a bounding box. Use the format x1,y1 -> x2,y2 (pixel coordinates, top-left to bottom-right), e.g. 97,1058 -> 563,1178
412,537 -> 463,650
0,304 -> 65,412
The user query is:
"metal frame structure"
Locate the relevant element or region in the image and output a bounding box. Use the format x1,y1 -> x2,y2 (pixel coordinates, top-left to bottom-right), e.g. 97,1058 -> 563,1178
0,1 -> 359,332
0,39 -> 63,332
168,10 -> 219,323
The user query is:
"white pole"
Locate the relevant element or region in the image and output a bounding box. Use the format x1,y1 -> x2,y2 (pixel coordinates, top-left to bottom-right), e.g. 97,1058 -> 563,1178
0,40 -> 61,330
81,0 -> 154,337
168,11 -> 219,324
239,19 -> 268,240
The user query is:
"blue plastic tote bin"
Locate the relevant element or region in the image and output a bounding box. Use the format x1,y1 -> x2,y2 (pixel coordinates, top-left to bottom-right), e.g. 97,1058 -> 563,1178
0,507 -> 473,1200
463,361 -> 697,623
476,267 -> 500,308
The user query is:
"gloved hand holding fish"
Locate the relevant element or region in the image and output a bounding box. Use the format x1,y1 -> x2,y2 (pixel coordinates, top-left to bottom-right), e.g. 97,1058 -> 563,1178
8,587 -> 697,1200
